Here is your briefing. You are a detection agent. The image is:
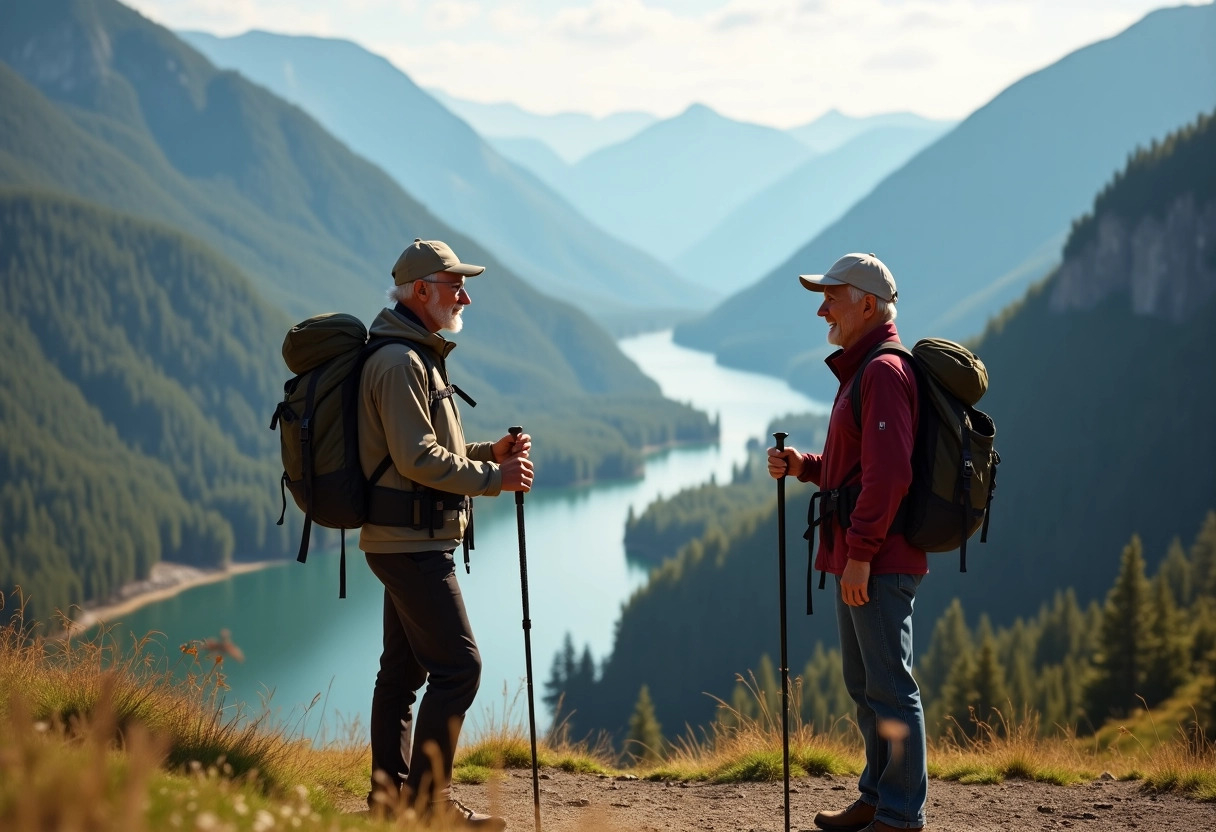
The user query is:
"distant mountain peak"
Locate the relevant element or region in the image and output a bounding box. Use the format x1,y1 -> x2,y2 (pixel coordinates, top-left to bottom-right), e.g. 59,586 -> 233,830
680,102 -> 718,118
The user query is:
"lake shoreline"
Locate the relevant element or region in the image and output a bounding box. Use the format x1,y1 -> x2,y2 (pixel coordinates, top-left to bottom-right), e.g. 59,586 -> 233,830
59,559 -> 284,638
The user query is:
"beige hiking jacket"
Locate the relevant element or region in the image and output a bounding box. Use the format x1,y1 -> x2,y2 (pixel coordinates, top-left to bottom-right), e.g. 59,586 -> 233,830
357,306 -> 501,553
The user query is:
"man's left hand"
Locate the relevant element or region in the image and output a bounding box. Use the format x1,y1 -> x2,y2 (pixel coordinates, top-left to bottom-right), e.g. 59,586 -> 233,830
492,431 -> 531,463
840,558 -> 871,606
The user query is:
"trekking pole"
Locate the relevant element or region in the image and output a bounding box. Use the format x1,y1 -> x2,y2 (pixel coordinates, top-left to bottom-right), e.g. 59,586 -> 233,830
773,431 -> 791,832
509,426 -> 542,832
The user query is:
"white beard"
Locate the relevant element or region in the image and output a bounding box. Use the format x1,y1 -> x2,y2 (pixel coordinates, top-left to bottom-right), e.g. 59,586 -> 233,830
427,291 -> 464,333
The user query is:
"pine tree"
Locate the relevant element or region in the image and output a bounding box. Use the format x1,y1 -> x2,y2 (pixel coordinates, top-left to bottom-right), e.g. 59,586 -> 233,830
1190,510 -> 1216,602
1190,598 -> 1216,675
1142,574 -> 1190,707
1035,589 -> 1089,667
918,599 -> 971,702
1159,537 -> 1193,607
971,635 -> 1010,731
544,633 -> 579,713
801,644 -> 851,734
626,685 -> 664,765
938,648 -> 978,738
1085,535 -> 1152,721
1000,619 -> 1036,714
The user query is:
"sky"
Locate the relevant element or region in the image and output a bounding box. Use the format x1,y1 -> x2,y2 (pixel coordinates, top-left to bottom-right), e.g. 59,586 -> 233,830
124,0 -> 1203,127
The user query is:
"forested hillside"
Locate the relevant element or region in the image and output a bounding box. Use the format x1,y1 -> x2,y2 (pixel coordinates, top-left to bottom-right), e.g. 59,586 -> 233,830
548,110 -> 1216,744
0,188 -> 292,623
0,0 -> 714,477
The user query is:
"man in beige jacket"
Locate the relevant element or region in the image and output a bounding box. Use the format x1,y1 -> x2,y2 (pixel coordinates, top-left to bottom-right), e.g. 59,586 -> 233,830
359,238 -> 533,828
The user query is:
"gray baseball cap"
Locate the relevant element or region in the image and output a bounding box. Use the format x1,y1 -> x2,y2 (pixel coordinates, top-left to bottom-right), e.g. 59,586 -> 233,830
392,238 -> 486,285
798,253 -> 897,302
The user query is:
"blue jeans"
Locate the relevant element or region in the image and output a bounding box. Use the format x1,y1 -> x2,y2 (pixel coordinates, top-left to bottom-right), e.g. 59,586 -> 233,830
834,573 -> 927,828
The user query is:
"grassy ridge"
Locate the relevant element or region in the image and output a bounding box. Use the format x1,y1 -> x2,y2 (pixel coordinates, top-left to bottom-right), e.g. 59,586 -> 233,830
2,595 -> 1212,832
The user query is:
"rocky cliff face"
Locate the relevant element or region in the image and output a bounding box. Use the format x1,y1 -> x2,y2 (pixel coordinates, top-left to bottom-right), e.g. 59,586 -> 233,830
1049,194 -> 1216,322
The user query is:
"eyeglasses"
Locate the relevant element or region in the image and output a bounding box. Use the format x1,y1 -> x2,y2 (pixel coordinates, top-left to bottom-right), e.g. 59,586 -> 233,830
418,278 -> 468,295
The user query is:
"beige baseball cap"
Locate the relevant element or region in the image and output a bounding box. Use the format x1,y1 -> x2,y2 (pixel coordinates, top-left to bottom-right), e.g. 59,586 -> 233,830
798,252 -> 898,302
392,238 -> 486,285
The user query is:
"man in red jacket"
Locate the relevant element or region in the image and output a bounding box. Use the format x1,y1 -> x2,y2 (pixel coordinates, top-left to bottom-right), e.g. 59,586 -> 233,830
768,253 -> 927,832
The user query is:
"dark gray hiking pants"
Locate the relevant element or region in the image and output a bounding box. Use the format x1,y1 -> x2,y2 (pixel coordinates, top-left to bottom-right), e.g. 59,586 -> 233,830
365,550 -> 481,804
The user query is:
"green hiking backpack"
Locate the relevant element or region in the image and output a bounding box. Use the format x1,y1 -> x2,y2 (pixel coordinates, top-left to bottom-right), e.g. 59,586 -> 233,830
269,313 -> 401,597
804,338 -> 999,612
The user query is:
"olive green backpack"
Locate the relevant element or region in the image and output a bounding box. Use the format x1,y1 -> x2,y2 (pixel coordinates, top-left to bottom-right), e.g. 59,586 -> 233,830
269,313 -> 411,598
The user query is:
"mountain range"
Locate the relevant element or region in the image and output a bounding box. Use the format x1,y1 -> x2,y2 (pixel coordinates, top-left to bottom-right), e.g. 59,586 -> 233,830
674,2 -> 1216,398
786,109 -> 955,154
179,29 -> 708,331
179,31 -> 960,302
675,122 -> 953,293
425,88 -> 657,163
548,103 -> 814,260
0,0 -> 716,621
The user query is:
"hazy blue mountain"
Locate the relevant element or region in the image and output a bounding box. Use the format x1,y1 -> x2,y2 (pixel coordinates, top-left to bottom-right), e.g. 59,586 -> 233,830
488,135 -> 571,192
559,103 -> 814,261
0,0 -> 715,480
426,88 -> 656,163
675,124 -> 953,293
178,30 -> 709,328
675,3 -> 1216,397
787,108 -> 956,153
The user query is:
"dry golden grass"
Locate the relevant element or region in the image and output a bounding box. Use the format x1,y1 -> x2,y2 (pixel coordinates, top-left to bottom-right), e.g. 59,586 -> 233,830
454,686 -> 616,782
639,672 -> 860,783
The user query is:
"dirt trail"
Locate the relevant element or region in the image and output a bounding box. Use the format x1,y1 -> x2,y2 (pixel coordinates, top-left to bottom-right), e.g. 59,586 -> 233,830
449,767 -> 1216,831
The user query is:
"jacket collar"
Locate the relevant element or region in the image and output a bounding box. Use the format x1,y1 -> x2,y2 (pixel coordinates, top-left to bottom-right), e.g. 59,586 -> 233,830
369,304 -> 456,359
825,320 -> 901,383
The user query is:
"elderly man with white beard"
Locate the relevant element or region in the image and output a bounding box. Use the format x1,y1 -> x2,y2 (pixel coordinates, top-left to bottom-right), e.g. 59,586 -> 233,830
357,238 -> 533,828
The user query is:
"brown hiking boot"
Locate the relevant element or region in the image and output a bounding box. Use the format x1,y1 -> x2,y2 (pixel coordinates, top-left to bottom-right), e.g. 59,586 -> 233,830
814,798 -> 876,831
425,798 -> 507,829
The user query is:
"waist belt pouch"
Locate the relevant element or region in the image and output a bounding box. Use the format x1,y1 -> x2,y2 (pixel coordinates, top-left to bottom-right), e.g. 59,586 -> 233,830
367,486 -> 468,529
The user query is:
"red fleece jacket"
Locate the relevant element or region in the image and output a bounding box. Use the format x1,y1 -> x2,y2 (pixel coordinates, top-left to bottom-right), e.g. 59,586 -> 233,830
797,322 -> 927,576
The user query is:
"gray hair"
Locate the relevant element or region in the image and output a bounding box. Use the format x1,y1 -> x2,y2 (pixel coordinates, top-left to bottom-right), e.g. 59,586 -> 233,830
387,282 -> 418,304
847,284 -> 897,322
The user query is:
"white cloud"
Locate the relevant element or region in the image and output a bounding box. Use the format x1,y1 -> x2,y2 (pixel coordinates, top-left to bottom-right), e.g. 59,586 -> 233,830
426,0 -> 481,31
125,0 -> 1200,125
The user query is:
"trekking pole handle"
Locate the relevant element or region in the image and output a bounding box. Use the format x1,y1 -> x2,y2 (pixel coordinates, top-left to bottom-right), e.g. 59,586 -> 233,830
773,432 -> 788,469
509,426 -> 524,506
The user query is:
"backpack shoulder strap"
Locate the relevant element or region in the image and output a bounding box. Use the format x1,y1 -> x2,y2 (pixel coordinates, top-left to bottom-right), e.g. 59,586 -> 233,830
850,341 -> 914,427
